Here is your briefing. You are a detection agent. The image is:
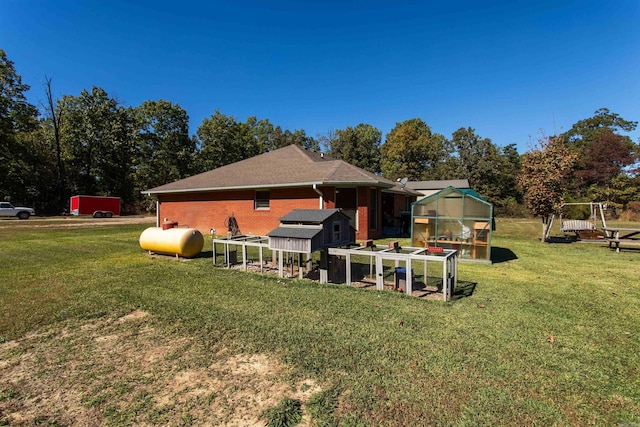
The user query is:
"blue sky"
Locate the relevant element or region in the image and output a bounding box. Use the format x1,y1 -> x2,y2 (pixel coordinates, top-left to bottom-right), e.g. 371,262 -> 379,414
2,0 -> 638,153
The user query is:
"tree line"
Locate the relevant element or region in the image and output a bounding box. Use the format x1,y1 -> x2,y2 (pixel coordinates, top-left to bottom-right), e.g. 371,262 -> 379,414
1,50 -> 638,218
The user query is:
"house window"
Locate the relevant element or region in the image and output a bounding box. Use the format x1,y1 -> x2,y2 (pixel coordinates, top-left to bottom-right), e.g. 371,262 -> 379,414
369,188 -> 378,230
333,221 -> 342,241
255,190 -> 270,210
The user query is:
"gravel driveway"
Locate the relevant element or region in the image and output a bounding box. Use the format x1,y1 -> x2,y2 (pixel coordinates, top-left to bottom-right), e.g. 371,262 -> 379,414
0,216 -> 157,229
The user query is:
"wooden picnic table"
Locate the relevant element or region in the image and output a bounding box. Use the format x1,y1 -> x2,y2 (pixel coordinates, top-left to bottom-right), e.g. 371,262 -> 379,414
603,227 -> 640,252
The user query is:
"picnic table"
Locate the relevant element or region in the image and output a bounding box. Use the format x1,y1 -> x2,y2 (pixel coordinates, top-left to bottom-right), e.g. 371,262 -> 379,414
603,227 -> 640,252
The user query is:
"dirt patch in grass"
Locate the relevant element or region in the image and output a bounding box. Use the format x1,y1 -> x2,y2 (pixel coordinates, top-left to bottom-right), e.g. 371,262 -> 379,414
0,310 -> 320,426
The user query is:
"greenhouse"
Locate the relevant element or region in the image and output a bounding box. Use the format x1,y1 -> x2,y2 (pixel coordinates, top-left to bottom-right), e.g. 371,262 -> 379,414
411,187 -> 493,263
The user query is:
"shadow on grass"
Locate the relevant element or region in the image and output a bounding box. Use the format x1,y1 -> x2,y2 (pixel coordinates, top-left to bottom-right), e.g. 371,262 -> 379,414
545,235 -> 578,244
409,276 -> 477,300
146,250 -> 214,261
196,250 -> 214,259
606,246 -> 640,254
491,246 -> 518,264
452,280 -> 477,299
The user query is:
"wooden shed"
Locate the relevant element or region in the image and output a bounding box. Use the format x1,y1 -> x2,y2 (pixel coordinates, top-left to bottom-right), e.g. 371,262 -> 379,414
267,209 -> 355,253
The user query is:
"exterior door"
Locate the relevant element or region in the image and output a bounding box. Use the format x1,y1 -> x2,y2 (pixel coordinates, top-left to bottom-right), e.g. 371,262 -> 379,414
335,188 -> 358,230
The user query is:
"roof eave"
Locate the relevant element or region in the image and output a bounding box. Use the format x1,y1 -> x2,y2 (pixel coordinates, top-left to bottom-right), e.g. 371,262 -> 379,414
382,188 -> 422,196
143,180 -> 393,195
323,180 -> 394,188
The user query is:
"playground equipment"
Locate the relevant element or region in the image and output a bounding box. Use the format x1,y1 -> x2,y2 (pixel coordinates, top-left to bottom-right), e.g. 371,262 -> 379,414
546,202 -> 640,252
546,202 -> 607,241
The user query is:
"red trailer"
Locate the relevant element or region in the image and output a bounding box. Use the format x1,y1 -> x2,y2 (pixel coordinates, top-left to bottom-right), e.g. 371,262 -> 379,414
70,195 -> 121,218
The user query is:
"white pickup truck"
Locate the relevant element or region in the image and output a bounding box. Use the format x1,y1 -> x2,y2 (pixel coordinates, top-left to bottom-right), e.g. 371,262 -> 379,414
0,202 -> 36,219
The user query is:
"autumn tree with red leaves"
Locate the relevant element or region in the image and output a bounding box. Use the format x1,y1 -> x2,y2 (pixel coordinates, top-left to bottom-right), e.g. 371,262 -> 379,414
518,136 -> 577,242
564,108 -> 638,203
575,130 -> 636,188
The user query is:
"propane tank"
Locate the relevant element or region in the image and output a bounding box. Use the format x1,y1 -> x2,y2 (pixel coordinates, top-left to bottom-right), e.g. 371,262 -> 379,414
139,227 -> 204,258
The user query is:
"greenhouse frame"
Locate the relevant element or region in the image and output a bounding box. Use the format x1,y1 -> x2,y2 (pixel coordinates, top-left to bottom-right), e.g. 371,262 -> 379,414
411,187 -> 493,263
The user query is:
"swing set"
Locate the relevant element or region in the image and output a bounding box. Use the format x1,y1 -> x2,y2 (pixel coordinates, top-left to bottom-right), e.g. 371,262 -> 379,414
545,202 -> 607,241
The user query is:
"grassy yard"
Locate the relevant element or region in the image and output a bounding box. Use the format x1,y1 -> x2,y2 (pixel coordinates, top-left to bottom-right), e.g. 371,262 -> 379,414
0,218 -> 639,426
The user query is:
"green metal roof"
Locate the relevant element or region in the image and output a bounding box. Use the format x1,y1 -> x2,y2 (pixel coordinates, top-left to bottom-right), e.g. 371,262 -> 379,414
415,186 -> 490,204
457,188 -> 485,200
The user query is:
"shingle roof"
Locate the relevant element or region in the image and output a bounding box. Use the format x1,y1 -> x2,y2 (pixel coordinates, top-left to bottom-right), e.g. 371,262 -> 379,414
267,227 -> 322,239
279,209 -> 341,224
145,144 -> 395,194
383,182 -> 423,197
405,179 -> 470,191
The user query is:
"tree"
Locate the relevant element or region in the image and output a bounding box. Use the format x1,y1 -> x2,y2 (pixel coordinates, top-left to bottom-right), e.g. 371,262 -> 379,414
0,50 -> 38,137
317,128 -> 337,153
565,108 -> 637,148
329,124 -> 381,174
267,126 -> 318,151
564,108 -> 638,198
601,174 -> 640,208
0,49 -> 39,203
574,129 -> 637,190
518,136 -> 577,242
11,124 -> 61,213
133,100 -> 196,201
41,76 -> 69,212
246,116 -> 275,153
445,127 -> 522,206
60,87 -> 136,204
196,110 -> 257,171
291,129 -> 318,150
380,118 -> 448,180
196,111 -> 319,172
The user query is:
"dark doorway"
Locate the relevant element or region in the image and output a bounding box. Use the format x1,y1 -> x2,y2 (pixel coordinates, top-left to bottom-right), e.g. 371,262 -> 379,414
336,188 -> 357,230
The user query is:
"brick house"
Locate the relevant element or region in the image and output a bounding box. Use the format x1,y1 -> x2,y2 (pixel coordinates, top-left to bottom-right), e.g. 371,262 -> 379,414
144,144 -> 418,241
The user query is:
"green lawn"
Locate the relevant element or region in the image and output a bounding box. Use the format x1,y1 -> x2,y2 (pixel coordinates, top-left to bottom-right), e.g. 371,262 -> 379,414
1,219 -> 639,426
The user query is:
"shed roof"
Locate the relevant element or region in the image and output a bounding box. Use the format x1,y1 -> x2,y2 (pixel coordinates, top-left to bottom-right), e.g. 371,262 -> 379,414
279,208 -> 342,224
405,179 -> 470,191
267,227 -> 322,239
145,144 -> 396,194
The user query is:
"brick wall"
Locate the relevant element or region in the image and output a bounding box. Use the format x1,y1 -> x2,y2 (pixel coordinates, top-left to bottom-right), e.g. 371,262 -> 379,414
321,186 -> 335,209
158,187 -> 324,237
156,185 -> 384,240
